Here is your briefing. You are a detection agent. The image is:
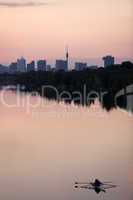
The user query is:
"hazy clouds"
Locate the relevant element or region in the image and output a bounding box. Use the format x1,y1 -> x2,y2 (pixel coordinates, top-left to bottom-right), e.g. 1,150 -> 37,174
0,1 -> 49,7
0,0 -> 132,63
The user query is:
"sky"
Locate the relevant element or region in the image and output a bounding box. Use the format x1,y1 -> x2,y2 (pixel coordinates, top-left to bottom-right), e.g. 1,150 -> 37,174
0,0 -> 133,65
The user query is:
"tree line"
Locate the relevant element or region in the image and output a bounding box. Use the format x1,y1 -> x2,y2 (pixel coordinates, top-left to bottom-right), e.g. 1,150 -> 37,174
0,61 -> 133,111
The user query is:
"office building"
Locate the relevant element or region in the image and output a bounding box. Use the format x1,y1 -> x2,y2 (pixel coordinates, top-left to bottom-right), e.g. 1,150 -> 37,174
17,57 -> 27,72
9,62 -> 18,74
0,65 -> 9,74
27,61 -> 35,72
56,60 -> 68,71
37,60 -> 47,71
103,55 -> 115,67
56,47 -> 69,71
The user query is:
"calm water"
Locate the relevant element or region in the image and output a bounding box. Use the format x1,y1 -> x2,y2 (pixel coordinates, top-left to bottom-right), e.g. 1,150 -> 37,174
0,92 -> 132,200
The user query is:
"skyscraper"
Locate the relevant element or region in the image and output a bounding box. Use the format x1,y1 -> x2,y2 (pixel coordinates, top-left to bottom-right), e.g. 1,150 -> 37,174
27,61 -> 35,72
56,60 -> 68,71
0,65 -> 9,74
37,60 -> 47,71
17,57 -> 27,72
103,55 -> 115,67
9,62 -> 18,74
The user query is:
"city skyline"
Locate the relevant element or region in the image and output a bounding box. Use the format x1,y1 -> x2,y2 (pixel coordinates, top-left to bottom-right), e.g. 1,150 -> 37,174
0,0 -> 132,64
0,52 -> 132,68
2,52 -> 133,74
0,53 -> 119,73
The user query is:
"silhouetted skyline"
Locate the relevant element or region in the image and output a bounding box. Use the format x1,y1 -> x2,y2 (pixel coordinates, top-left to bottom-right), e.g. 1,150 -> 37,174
0,53 -> 117,73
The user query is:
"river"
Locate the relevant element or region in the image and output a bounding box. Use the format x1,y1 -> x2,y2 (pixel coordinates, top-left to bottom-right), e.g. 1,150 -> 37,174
0,91 -> 132,200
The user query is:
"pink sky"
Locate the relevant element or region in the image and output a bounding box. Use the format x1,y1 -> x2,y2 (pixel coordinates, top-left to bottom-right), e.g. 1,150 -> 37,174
0,0 -> 133,64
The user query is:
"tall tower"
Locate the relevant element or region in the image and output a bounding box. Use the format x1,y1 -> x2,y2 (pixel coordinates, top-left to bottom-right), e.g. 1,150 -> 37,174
66,46 -> 69,71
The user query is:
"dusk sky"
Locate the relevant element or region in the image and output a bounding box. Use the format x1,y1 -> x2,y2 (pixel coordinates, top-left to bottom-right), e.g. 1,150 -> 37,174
0,0 -> 133,64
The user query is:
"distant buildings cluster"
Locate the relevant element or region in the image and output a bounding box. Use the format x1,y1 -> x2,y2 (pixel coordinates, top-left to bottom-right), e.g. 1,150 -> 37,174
0,57 -> 50,74
9,58 -> 48,74
0,51 -> 115,74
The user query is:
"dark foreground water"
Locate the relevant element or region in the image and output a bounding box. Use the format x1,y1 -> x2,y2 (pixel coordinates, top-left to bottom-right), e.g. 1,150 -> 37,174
0,92 -> 132,200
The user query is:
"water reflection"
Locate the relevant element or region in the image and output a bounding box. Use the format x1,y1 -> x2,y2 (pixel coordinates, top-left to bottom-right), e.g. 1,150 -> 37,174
0,92 -> 132,200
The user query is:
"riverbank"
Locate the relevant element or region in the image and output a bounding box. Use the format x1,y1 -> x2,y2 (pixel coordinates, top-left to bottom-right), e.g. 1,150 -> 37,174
0,62 -> 133,111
